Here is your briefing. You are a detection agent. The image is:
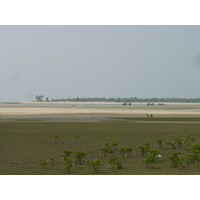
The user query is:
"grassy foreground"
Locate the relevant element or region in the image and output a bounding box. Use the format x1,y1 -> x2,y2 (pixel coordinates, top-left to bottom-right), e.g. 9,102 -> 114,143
1,121 -> 200,175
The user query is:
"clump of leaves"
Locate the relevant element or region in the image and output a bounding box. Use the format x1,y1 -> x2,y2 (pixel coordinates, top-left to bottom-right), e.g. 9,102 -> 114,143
74,134 -> 80,144
118,146 -> 132,158
138,142 -> 151,157
186,143 -> 200,164
168,152 -> 184,169
156,139 -> 162,149
111,141 -> 119,150
142,155 -> 155,169
100,142 -> 114,157
142,149 -> 160,169
107,157 -> 123,172
38,160 -> 47,167
149,149 -> 160,161
63,158 -> 73,173
78,166 -> 84,174
50,157 -> 54,166
62,150 -> 73,161
165,140 -> 176,149
173,137 -> 184,148
85,159 -> 101,173
73,151 -> 87,165
194,161 -> 200,172
54,135 -> 58,144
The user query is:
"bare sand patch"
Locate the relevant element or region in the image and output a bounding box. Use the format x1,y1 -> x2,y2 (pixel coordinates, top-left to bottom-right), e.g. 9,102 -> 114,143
1,104 -> 200,116
0,103 -> 200,122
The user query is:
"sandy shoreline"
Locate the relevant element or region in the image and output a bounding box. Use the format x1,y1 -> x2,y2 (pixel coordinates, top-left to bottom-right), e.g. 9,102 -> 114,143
1,104 -> 200,115
0,102 -> 200,122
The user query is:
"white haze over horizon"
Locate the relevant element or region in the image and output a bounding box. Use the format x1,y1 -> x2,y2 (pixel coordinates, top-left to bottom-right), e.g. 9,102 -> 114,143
1,25 -> 200,102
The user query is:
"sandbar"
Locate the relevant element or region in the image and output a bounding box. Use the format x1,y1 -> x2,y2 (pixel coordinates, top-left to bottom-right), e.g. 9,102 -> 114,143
0,102 -> 200,122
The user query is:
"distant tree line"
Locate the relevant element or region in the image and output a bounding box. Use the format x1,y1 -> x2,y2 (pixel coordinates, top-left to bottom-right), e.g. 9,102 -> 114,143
35,95 -> 53,102
53,97 -> 200,103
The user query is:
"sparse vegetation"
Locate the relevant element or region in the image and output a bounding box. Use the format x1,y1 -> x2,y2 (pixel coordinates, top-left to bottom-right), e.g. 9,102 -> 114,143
106,157 -> 123,172
156,139 -> 162,149
85,159 -> 101,173
1,121 -> 200,174
38,160 -> 47,167
168,152 -> 184,169
73,151 -> 87,165
74,134 -> 80,144
118,146 -> 132,158
63,158 -> 73,173
54,135 -> 58,144
50,157 -> 54,166
100,142 -> 114,157
138,142 -> 151,157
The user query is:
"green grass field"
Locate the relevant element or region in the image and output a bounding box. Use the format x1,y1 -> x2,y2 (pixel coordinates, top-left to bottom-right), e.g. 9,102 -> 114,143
1,121 -> 200,175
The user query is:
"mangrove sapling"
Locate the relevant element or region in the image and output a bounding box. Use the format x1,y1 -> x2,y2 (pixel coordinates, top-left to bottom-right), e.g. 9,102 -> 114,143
168,152 -> 184,169
182,136 -> 193,145
85,159 -> 101,173
74,134 -> 80,144
194,161 -> 200,172
177,157 -> 185,171
63,158 -> 73,173
50,157 -> 54,166
182,136 -> 195,144
142,149 -> 160,169
73,151 -> 87,165
173,137 -> 183,148
156,139 -> 163,149
100,142 -> 114,157
54,135 -> 59,144
111,141 -> 119,151
165,141 -> 176,149
118,146 -> 132,158
78,166 -> 84,174
106,157 -> 123,172
148,149 -> 160,163
38,160 -> 47,167
62,150 -> 73,161
142,155 -> 155,169
186,143 -> 200,164
138,142 -> 151,157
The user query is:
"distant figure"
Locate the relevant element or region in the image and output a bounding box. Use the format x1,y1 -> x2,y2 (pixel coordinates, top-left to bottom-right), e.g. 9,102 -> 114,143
146,113 -> 149,117
150,114 -> 153,117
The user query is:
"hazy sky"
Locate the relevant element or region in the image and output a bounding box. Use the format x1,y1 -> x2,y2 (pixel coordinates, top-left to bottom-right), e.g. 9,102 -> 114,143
1,25 -> 200,102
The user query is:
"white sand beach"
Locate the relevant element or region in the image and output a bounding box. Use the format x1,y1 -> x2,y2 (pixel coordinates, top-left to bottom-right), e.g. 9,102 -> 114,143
1,102 -> 200,122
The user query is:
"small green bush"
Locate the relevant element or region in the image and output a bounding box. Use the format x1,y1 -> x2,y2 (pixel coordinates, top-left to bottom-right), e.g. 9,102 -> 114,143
118,146 -> 132,158
107,157 -> 123,172
38,160 -> 47,167
73,151 -> 87,165
138,142 -> 150,157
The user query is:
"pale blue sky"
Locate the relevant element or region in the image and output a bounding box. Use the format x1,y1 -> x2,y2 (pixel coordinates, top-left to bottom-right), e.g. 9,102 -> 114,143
1,25 -> 200,102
